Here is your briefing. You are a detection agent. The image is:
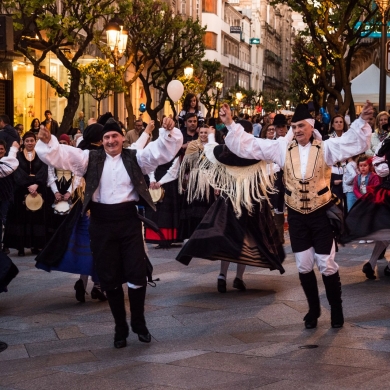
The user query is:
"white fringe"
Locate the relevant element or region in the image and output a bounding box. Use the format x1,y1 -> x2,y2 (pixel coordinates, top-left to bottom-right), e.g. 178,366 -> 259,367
184,151 -> 276,217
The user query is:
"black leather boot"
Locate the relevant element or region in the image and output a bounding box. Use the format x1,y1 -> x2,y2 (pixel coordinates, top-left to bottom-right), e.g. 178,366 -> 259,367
299,271 -> 321,329
322,272 -> 344,329
128,286 -> 151,343
106,287 -> 129,348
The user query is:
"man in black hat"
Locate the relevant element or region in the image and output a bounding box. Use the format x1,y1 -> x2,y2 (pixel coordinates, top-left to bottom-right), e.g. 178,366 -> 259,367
218,101 -> 373,330
273,114 -> 288,139
36,117 -> 183,348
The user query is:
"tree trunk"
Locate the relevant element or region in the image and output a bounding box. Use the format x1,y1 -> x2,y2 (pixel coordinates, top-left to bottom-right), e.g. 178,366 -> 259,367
124,90 -> 135,131
58,72 -> 81,135
97,100 -> 101,118
349,96 -> 356,123
141,78 -> 166,140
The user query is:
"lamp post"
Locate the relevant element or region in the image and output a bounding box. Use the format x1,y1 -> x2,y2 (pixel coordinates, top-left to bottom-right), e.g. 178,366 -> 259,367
105,15 -> 128,119
184,64 -> 194,78
214,81 -> 223,117
377,0 -> 390,111
235,92 -> 243,114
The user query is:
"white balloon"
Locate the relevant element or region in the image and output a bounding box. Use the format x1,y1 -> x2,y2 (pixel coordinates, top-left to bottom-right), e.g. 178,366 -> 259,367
167,80 -> 184,102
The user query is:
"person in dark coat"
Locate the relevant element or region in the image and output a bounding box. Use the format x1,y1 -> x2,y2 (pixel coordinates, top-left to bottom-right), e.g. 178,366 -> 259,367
0,115 -> 20,155
3,132 -> 49,256
41,110 -> 60,137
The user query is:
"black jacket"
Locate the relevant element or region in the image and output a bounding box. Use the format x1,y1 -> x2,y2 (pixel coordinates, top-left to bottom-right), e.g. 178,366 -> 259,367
0,125 -> 19,154
82,148 -> 155,214
41,119 -> 60,137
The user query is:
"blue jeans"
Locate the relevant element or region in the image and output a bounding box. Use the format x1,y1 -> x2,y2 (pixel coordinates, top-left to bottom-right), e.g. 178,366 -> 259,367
346,192 -> 357,212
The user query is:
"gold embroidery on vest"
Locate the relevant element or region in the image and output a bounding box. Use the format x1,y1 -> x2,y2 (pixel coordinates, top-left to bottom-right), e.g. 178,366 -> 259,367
284,140 -> 332,214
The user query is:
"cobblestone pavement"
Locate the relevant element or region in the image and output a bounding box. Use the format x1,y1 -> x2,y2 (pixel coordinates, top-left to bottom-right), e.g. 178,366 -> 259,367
1,235 -> 390,389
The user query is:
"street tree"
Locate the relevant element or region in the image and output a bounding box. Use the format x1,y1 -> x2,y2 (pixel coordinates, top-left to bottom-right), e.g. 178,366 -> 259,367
290,36 -> 326,111
119,0 -> 206,138
78,59 -> 124,117
3,0 -> 116,134
273,0 -> 379,117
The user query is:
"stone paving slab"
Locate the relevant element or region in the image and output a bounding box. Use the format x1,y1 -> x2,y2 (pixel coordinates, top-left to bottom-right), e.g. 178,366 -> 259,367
1,239 -> 390,388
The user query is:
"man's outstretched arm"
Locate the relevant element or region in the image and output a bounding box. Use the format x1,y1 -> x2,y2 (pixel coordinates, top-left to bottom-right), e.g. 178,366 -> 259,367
35,126 -> 89,177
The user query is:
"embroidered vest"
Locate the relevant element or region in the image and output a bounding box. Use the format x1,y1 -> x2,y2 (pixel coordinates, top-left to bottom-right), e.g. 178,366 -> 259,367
284,140 -> 332,214
82,148 -> 155,214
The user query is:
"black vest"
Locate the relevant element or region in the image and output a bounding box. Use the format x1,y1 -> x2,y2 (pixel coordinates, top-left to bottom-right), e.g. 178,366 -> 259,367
82,148 -> 155,214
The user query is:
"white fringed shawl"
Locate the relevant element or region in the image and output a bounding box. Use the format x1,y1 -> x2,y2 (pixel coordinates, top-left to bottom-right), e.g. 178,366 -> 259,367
179,141 -> 276,217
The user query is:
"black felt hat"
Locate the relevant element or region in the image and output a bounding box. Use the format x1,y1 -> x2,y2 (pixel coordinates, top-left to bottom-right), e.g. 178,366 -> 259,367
102,118 -> 123,136
97,112 -> 113,125
291,104 -> 312,123
273,114 -> 287,127
78,123 -> 104,150
213,144 -> 259,167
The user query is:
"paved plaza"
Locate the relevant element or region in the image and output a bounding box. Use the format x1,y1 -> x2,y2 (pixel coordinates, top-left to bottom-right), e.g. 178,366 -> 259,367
1,235 -> 390,389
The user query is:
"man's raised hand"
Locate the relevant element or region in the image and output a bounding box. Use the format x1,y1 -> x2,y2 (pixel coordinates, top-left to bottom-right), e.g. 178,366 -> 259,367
219,103 -> 233,126
361,100 -> 374,122
162,117 -> 175,131
144,121 -> 155,135
38,125 -> 51,144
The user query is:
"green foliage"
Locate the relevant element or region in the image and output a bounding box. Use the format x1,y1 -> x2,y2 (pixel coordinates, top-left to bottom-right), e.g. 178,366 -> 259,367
3,0 -> 116,131
272,0 -> 380,115
78,59 -> 124,116
289,36 -> 325,110
118,0 -> 206,123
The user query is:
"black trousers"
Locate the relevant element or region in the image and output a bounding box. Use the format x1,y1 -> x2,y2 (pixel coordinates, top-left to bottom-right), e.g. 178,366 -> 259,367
287,206 -> 334,254
89,202 -> 147,291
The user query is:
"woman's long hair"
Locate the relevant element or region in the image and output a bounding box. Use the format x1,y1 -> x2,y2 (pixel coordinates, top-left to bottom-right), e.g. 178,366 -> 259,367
182,93 -> 199,112
30,118 -> 40,130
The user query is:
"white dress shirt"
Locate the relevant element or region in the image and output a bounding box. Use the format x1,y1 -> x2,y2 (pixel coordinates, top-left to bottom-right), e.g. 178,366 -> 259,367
148,156 -> 180,185
35,128 -> 183,204
0,146 -> 19,177
224,117 -> 371,170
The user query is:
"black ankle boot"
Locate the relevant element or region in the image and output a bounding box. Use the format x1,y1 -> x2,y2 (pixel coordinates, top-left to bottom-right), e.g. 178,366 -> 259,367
91,285 -> 107,301
299,271 -> 321,329
128,286 -> 151,343
322,272 -> 344,329
74,279 -> 86,303
106,287 -> 129,348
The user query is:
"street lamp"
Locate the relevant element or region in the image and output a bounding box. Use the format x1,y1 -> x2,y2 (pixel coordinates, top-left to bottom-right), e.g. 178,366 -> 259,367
376,0 -> 390,111
105,15 -> 128,119
286,100 -> 290,109
184,64 -> 194,78
214,81 -> 223,117
235,92 -> 243,114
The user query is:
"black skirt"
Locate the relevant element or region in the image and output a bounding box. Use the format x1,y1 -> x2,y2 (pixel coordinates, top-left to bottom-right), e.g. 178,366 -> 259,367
341,181 -> 390,243
176,196 -> 285,273
145,161 -> 180,244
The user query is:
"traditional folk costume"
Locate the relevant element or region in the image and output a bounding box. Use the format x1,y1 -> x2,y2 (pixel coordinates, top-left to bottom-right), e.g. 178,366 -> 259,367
178,138 -> 215,241
36,123 -> 151,303
223,104 -> 371,329
35,118 -> 183,349
36,124 -> 105,302
0,147 -> 19,292
145,156 -> 180,247
176,136 -> 286,277
46,134 -> 78,235
3,138 -> 49,255
342,130 -> 390,279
